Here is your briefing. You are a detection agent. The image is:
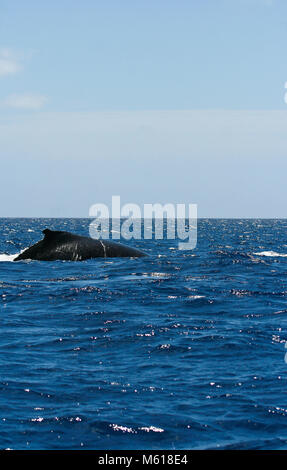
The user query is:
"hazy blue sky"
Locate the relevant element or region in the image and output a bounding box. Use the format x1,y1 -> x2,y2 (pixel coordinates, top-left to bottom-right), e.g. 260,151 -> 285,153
1,0 -> 287,217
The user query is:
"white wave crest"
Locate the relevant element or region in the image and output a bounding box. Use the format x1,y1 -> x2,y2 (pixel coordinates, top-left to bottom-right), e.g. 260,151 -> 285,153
254,251 -> 287,258
0,253 -> 18,262
0,248 -> 26,262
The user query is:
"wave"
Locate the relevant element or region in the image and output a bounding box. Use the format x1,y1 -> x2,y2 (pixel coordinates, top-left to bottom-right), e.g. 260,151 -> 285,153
0,249 -> 26,262
254,251 -> 287,258
0,253 -> 19,262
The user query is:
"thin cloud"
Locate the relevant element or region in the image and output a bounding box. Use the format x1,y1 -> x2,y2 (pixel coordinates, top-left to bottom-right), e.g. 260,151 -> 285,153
4,93 -> 48,109
0,48 -> 22,77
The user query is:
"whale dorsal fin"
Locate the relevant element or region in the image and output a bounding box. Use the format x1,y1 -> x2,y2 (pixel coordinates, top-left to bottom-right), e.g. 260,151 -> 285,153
42,228 -> 72,241
42,229 -> 55,240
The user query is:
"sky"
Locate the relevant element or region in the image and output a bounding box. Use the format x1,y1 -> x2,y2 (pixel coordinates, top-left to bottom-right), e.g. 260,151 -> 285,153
1,0 -> 287,217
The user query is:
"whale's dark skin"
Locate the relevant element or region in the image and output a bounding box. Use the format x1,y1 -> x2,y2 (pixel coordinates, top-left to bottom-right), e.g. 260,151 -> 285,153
13,229 -> 146,261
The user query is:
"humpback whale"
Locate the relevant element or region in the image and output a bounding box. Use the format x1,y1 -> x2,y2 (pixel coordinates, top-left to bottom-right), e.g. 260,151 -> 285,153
13,229 -> 146,261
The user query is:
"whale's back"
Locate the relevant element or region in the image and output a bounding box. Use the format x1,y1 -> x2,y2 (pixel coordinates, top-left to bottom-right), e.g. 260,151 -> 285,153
14,229 -> 145,261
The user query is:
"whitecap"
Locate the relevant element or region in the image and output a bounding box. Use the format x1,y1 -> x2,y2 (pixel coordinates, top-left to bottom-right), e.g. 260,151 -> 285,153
0,249 -> 26,262
188,295 -> 205,299
254,251 -> 287,258
0,253 -> 18,262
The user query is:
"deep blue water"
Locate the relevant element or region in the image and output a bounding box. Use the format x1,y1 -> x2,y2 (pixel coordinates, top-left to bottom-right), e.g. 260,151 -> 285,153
1,218 -> 287,450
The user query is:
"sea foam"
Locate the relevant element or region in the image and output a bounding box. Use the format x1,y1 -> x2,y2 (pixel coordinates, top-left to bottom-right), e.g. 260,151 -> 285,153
254,251 -> 287,257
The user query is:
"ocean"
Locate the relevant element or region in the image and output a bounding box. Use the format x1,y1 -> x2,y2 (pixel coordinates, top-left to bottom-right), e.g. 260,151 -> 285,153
0,218 -> 287,450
